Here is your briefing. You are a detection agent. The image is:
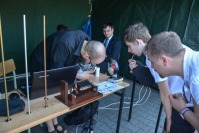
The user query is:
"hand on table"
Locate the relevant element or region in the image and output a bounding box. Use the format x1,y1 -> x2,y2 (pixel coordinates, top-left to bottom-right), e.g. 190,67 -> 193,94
76,71 -> 94,80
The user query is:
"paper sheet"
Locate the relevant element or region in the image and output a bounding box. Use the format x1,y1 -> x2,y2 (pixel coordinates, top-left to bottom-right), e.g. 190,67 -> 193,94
96,81 -> 123,94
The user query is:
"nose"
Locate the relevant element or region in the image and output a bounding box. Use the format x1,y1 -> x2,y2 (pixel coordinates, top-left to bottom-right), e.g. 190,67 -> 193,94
105,32 -> 109,36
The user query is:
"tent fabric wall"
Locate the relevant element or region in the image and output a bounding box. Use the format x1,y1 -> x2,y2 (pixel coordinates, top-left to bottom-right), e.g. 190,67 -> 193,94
92,0 -> 199,78
0,0 -> 89,74
0,0 -> 199,76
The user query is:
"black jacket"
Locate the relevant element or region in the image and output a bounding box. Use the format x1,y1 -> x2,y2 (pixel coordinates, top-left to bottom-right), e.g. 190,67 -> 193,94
30,30 -> 90,77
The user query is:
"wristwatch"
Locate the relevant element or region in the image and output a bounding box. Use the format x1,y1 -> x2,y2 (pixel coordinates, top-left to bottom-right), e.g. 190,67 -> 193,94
179,107 -> 191,119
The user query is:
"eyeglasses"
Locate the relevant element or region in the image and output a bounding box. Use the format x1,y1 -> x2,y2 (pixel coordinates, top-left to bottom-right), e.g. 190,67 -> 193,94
87,65 -> 96,73
79,62 -> 96,73
182,83 -> 192,103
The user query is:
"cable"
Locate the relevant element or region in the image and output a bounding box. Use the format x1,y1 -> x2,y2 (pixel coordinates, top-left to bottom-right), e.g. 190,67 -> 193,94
76,123 -> 84,133
99,85 -> 145,109
99,102 -> 131,109
98,86 -> 152,110
135,87 -> 151,106
75,118 -> 97,133
134,85 -> 148,104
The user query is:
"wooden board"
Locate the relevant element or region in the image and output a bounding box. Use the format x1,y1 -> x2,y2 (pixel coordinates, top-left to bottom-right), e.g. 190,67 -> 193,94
0,92 -> 70,133
55,90 -> 103,109
0,74 -> 130,133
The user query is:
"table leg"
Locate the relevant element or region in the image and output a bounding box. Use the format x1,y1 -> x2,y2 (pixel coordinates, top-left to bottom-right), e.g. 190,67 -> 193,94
28,128 -> 31,133
116,88 -> 126,133
89,102 -> 94,132
128,76 -> 136,121
154,102 -> 163,133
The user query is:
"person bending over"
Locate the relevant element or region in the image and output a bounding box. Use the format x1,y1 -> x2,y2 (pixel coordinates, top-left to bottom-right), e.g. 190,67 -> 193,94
30,30 -> 106,133
124,23 -> 195,133
146,31 -> 199,132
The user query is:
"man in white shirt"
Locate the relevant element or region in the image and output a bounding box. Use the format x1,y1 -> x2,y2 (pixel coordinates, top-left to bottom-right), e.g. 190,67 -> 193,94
146,31 -> 199,131
124,23 -> 195,133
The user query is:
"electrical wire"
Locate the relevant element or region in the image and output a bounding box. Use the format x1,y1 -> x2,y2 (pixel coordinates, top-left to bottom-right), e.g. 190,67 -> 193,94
134,86 -> 148,104
98,85 -> 151,110
76,123 -> 85,133
135,87 -> 151,106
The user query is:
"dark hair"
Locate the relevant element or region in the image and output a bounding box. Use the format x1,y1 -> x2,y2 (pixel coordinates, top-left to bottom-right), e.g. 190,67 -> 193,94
57,24 -> 68,31
102,22 -> 114,29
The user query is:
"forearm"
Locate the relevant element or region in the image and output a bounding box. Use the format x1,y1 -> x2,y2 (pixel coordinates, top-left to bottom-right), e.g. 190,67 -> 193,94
184,99 -> 199,131
158,81 -> 172,120
169,95 -> 199,131
184,111 -> 199,131
159,89 -> 172,120
76,71 -> 93,80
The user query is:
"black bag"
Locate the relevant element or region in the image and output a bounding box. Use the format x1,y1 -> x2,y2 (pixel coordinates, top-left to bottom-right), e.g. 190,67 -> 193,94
64,100 -> 99,125
0,93 -> 25,116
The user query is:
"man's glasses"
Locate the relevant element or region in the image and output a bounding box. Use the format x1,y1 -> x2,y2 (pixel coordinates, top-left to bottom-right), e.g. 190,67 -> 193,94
182,83 -> 192,103
79,62 -> 96,73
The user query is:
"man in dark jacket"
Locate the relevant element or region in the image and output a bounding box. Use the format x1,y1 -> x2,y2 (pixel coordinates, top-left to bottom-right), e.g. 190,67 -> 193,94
30,30 -> 106,80
97,22 -> 121,73
30,30 -> 106,133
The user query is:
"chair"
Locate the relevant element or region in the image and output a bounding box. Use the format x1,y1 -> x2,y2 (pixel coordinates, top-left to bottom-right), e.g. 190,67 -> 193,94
127,61 -> 163,133
0,59 -> 17,90
0,59 -> 36,133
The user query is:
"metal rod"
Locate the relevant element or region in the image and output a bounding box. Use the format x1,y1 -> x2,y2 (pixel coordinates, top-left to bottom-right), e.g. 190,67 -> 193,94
0,15 -> 11,122
23,15 -> 31,114
89,0 -> 92,16
43,15 -> 48,107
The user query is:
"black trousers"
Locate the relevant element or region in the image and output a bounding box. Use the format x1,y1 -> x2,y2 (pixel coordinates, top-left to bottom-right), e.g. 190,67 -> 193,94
164,107 -> 195,133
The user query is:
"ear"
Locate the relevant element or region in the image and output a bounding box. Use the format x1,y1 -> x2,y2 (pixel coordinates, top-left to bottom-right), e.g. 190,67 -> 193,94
83,52 -> 89,58
112,28 -> 114,32
161,56 -> 168,66
135,39 -> 143,45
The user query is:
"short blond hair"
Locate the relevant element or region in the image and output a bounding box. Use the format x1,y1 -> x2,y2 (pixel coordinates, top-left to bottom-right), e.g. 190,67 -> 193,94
124,22 -> 151,43
147,31 -> 183,57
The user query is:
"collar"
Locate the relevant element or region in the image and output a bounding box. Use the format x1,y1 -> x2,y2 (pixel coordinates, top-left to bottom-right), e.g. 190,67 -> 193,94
74,40 -> 84,57
107,35 -> 113,40
73,42 -> 83,56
